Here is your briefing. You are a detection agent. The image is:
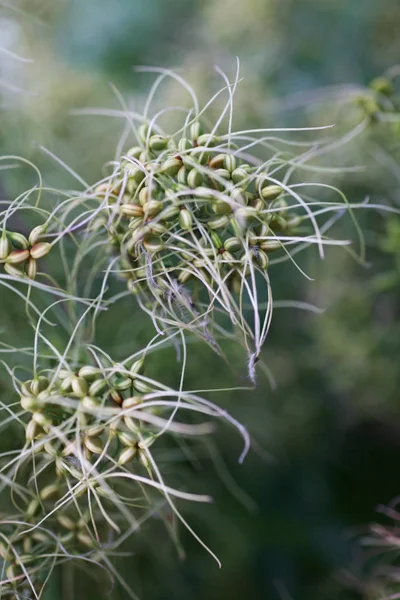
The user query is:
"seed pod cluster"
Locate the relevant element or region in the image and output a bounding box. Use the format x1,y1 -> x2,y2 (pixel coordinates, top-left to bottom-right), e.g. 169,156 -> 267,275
96,123 -> 301,346
0,226 -> 51,279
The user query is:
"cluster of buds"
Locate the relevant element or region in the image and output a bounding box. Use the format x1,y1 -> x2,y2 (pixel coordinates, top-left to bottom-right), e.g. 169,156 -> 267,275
0,225 -> 51,279
94,122 -> 301,345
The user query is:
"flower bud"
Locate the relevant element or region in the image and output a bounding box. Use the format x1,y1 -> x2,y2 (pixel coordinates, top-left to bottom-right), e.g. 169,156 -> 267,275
232,167 -> 249,184
160,158 -> 182,177
6,249 -> 30,264
149,135 -> 168,151
30,242 -> 51,260
190,121 -> 203,140
84,435 -> 104,454
208,215 -> 230,230
209,154 -> 226,169
28,224 -> 47,246
118,446 -> 137,465
145,200 -> 163,216
143,235 -> 164,253
26,257 -> 37,279
223,154 -> 236,172
197,133 -> 219,147
187,169 -> 203,188
130,357 -> 145,376
71,376 -> 88,397
179,208 -> 193,231
120,204 -> 143,218
178,137 -> 193,152
30,376 -> 49,395
224,236 -> 242,252
79,366 -> 100,381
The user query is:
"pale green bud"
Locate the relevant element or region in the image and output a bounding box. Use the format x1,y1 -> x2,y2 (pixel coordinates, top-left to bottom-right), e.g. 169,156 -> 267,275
261,185 -> 283,201
187,169 -> 203,188
9,231 -> 29,249
28,224 -> 47,246
179,208 -> 193,231
30,242 -> 51,260
6,249 -> 30,264
0,232 -> 11,259
149,135 -> 168,151
160,158 -> 182,177
26,257 -> 37,279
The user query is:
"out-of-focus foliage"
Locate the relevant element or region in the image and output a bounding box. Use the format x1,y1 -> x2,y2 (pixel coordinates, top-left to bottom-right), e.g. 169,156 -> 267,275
0,1 -> 400,599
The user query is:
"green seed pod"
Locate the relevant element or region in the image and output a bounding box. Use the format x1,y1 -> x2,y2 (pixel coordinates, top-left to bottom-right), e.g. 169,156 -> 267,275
57,515 -> 76,531
130,357 -> 145,377
9,231 -> 29,249
124,416 -> 139,434
0,232 -> 11,259
79,366 -> 100,381
197,150 -> 210,165
230,188 -> 247,206
139,150 -> 153,164
235,206 -> 258,220
190,121 -> 203,140
77,532 -> 94,548
128,217 -> 144,233
21,380 -> 32,396
232,167 -> 249,184
86,424 -> 104,437
270,215 -> 287,231
160,158 -> 182,177
260,239 -> 282,252
252,198 -> 265,212
179,208 -> 193,231
119,431 -> 137,447
71,376 -> 88,398
25,418 -> 42,442
287,215 -> 301,229
149,221 -> 167,235
125,146 -> 142,161
30,242 -> 51,260
138,123 -> 150,144
4,263 -> 24,277
220,250 -> 236,266
261,185 -> 283,201
223,154 -> 236,172
209,154 -> 226,169
224,236 -> 242,252
197,133 -> 219,147
149,134 -> 168,151
212,200 -> 232,215
208,215 -> 230,230
145,200 -> 163,216
44,440 -> 58,457
178,137 -> 193,152
177,165 -> 188,184
122,395 -> 143,409
30,376 -> 49,396
120,203 -> 143,218
187,169 -> 203,188
143,235 -> 164,253
84,435 -> 104,454
138,187 -> 150,206
118,446 -> 137,465
210,231 -> 223,249
40,484 -> 60,501
255,249 -> 269,269
26,257 -> 37,280
126,165 -> 146,184
133,379 -> 153,394
115,376 -> 132,391
20,396 -> 42,412
109,389 -> 123,405
6,249 -> 30,264
58,369 -> 71,380
28,224 -> 47,246
177,269 -> 193,283
81,395 -> 100,410
60,374 -> 73,393
160,204 -> 180,221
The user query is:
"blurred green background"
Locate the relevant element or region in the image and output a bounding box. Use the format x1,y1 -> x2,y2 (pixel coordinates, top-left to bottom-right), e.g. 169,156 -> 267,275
1,1 -> 400,598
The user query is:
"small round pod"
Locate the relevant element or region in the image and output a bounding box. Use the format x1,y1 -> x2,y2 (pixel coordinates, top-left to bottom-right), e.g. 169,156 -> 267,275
122,395 -> 143,409
177,269 -> 193,284
232,167 -> 249,185
189,121 -> 203,140
143,235 -> 164,253
133,379 -> 153,394
149,220 -> 167,235
118,446 -> 137,465
79,366 -> 101,381
84,435 -> 104,455
230,188 -> 247,207
261,185 -> 283,201
119,431 -> 137,447
120,203 -> 143,218
223,154 -> 237,173
28,224 -> 47,246
212,199 -> 232,215
114,376 -> 132,391
145,200 -> 163,217
210,231 -> 223,249
109,389 -> 123,406
137,123 -> 150,145
25,418 -> 43,442
260,239 -> 282,252
178,137 -> 193,152
160,204 -> 180,221
6,249 -> 30,264
254,248 -> 269,270
177,165 -> 188,184
26,257 -> 37,280
30,242 -> 51,260
71,376 -> 89,398
20,396 -> 43,412
179,208 -> 193,231
57,514 -> 76,531
81,395 -> 101,410
149,134 -> 168,151
209,154 -> 226,169
30,376 -> 49,396
187,168 -> 203,188
124,146 -> 142,160
208,215 -> 230,230
0,232 -> 11,259
8,231 -> 29,249
60,374 -> 74,393
126,165 -> 146,184
224,236 -> 242,253
160,158 -> 182,177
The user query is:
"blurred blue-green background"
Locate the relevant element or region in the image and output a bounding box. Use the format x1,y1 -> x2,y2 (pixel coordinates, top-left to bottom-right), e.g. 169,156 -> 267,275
1,1 -> 400,598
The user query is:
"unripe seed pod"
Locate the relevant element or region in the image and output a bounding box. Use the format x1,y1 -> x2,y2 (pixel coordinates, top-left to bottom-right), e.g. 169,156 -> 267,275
30,242 -> 51,260
179,208 -> 193,231
30,376 -> 49,395
178,137 -> 193,152
138,123 -> 149,144
23,537 -> 32,553
133,379 -> 153,394
115,376 -> 132,391
214,168 -> 231,182
138,186 -> 150,206
44,440 -> 58,457
212,199 -> 232,214
119,431 -> 137,446
252,198 -> 265,212
4,263 -> 24,277
160,204 -> 180,221
139,150 -> 152,164
25,419 -> 42,442
270,215 -> 287,231
118,446 -> 137,465
160,158 -> 182,177
220,250 -> 236,266
88,379 -> 107,397
40,484 -> 60,501
130,357 -> 145,376
125,416 -> 139,433
6,249 -> 29,264
230,188 -> 247,206
255,249 -> 269,269
57,515 -> 76,531
145,200 -> 163,216
235,206 -> 258,220
84,435 -> 104,454
187,169 -> 203,188
177,269 -> 193,283
21,380 -> 33,396
81,395 -> 100,410
149,221 -> 167,235
261,185 -> 283,201
126,165 -> 146,184
287,215 -> 301,229
128,217 -> 143,231
125,146 -> 142,160
86,424 -> 104,437
209,154 -> 226,169
126,178 -> 138,195
260,239 -> 282,252
122,395 -> 143,409
79,366 -> 100,381
9,231 -> 29,249
232,167 -> 249,184
6,565 -> 17,581
109,389 -> 123,405
197,133 -> 219,147
0,232 -> 11,259
177,165 -> 188,184
223,154 -> 236,172
28,224 -> 47,246
210,231 -> 223,249
71,376 -> 88,397
143,235 -> 164,253
20,396 -> 42,412
33,412 -> 52,428
149,134 -> 168,151
208,215 -> 230,230
224,236 -> 242,252
60,374 -> 73,393
26,257 -> 37,279
120,203 -> 143,218
190,121 -> 203,140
